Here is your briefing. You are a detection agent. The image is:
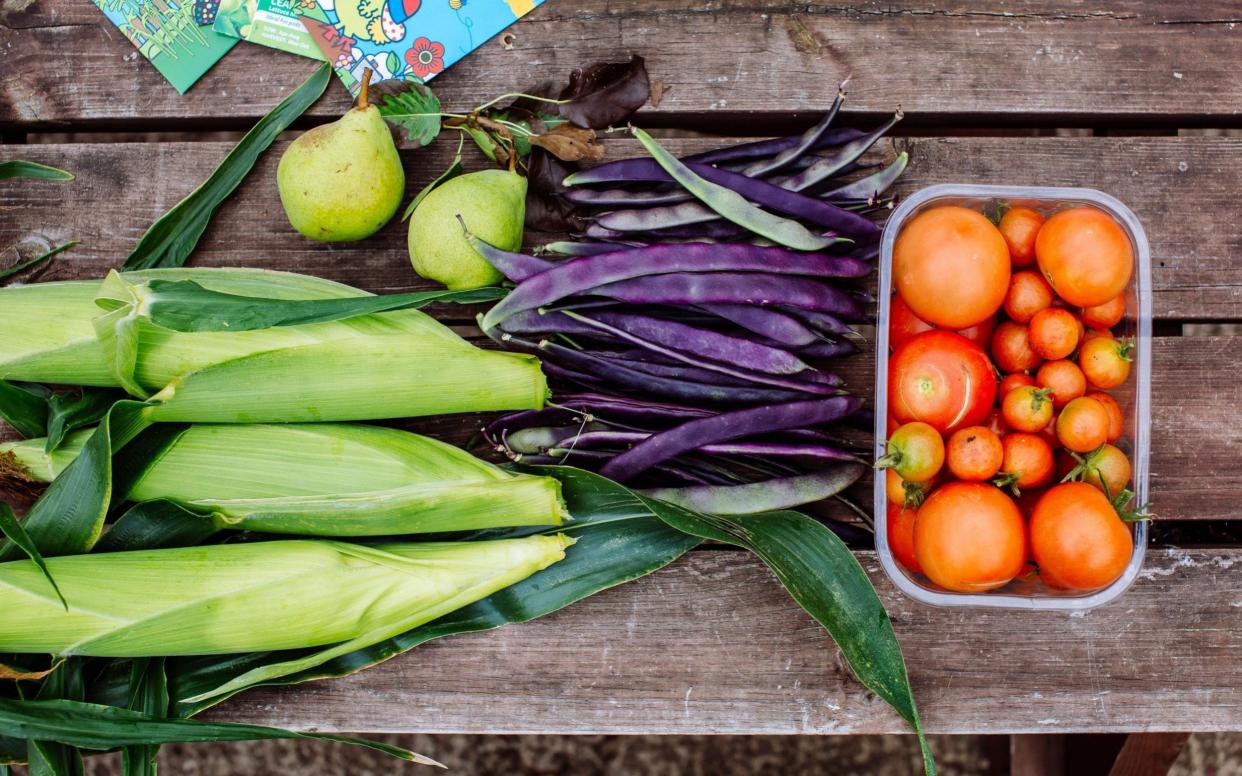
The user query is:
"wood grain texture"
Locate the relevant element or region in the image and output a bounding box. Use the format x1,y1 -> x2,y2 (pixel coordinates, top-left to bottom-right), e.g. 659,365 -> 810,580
203,548 -> 1242,735
3,135 -> 1241,319
2,0 -> 1240,128
1107,732 -> 1190,776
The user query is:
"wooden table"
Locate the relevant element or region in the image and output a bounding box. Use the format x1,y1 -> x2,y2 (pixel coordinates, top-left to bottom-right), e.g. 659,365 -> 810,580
2,2 -> 1240,773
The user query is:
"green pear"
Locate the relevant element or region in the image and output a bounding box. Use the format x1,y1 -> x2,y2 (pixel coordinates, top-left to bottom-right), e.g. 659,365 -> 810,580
408,169 -> 527,290
277,71 -> 404,242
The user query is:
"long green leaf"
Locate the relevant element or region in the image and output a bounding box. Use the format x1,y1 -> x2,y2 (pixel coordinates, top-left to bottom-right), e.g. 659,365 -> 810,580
0,698 -> 440,766
645,505 -> 935,776
0,162 -> 73,181
121,64 -> 331,271
136,280 -> 504,332
95,501 -> 218,554
0,504 -> 66,610
28,661 -> 85,776
0,242 -> 78,283
123,466 -> 703,715
122,658 -> 167,776
0,401 -> 153,561
0,381 -> 49,439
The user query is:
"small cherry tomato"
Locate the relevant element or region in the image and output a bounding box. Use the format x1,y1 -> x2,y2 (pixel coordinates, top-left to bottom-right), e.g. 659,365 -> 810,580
1080,336 -> 1134,389
945,425 -> 1004,481
877,421 -> 945,482
1083,327 -> 1113,343
1003,271 -> 1054,323
1073,443 -> 1133,496
1056,396 -> 1110,453
886,502 -> 923,574
885,468 -> 935,508
914,482 -> 1027,592
1036,359 -> 1087,408
991,321 -> 1042,373
1081,294 -> 1126,329
999,372 -> 1037,402
889,293 -> 995,351
998,432 -> 1054,491
998,206 -> 1045,267
1001,385 -> 1054,432
889,330 -> 998,434
1030,482 -> 1133,591
1027,307 -> 1081,360
1036,207 -> 1134,307
1087,391 -> 1125,442
894,206 -> 1012,328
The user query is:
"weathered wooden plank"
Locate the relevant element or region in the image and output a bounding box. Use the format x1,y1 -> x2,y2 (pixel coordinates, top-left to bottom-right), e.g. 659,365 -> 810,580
3,135 -> 1241,319
204,548 -> 1242,735
2,1 -> 1239,128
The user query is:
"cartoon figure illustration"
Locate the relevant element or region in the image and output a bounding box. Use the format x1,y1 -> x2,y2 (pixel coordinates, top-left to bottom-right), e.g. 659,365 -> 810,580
335,0 -> 420,44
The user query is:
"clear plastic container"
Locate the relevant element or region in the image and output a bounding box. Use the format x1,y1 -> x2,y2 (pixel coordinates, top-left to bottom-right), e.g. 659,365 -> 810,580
874,184 -> 1152,610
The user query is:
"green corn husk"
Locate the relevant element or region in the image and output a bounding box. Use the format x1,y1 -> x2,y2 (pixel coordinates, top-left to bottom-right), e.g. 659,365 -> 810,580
0,268 -> 546,422
0,424 -> 566,535
0,534 -> 571,658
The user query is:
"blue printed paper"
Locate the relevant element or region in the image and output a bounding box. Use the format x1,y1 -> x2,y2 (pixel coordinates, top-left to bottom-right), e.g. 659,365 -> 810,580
297,0 -> 544,94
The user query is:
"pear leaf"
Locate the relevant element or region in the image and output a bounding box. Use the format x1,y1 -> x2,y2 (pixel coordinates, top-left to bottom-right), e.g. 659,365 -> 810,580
377,84 -> 442,147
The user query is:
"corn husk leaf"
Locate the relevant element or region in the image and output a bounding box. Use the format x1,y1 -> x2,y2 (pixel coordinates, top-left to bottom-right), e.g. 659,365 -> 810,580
95,501 -> 219,554
0,697 -> 438,765
0,161 -> 73,181
25,659 -> 86,776
0,381 -> 49,440
121,64 -> 331,272
121,657 -> 166,776
0,504 -> 65,609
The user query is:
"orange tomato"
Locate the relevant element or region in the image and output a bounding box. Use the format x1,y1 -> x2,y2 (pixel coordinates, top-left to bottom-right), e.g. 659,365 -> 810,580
1036,359 -> 1087,408
945,425 -> 1004,481
998,206 -> 1045,267
914,482 -> 1027,592
886,502 -> 923,574
1077,443 -> 1133,496
1035,207 -> 1134,307
1087,391 -> 1125,442
1056,396 -> 1110,453
991,321 -> 1042,373
1079,336 -> 1133,389
1083,327 -> 1113,343
1027,307 -> 1081,361
889,293 -> 996,351
1030,482 -> 1133,590
1001,385 -> 1054,433
885,468 -> 935,508
893,206 -> 1011,328
998,432 -> 1054,490
1081,294 -> 1126,329
1003,271 -> 1054,323
878,422 -> 945,482
999,373 -> 1037,402
888,330 -> 998,434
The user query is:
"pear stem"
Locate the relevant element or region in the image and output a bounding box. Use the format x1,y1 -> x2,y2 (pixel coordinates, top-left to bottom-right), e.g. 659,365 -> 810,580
357,68 -> 372,110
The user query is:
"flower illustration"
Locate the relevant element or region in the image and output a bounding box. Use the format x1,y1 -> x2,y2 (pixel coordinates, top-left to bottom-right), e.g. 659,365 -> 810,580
406,37 -> 445,78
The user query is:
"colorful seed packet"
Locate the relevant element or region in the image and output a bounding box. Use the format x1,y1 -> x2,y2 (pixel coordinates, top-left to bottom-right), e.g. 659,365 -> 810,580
91,0 -> 238,93
212,0 -> 326,60
295,0 -> 546,95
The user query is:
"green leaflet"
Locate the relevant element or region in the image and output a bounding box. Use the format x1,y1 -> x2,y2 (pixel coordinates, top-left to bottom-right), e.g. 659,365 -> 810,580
0,380 -> 49,439
630,126 -> 838,251
645,504 -> 935,776
0,698 -> 439,766
107,275 -> 505,333
0,243 -> 78,284
0,162 -> 73,181
121,64 -> 332,271
0,504 -> 66,610
377,83 -> 442,147
121,658 -> 167,776
0,401 -> 153,561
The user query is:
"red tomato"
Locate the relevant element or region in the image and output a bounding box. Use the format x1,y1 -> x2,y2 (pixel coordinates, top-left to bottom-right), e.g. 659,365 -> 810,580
999,373 -> 1037,401
1003,271 -> 1054,324
893,206 -> 1011,328
914,482 -> 1027,592
889,293 -> 994,350
1087,391 -> 1125,443
888,330 -> 999,434
1081,295 -> 1126,329
1035,207 -> 1134,307
991,321 -> 1042,373
887,502 -> 923,574
1035,359 -> 1087,409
